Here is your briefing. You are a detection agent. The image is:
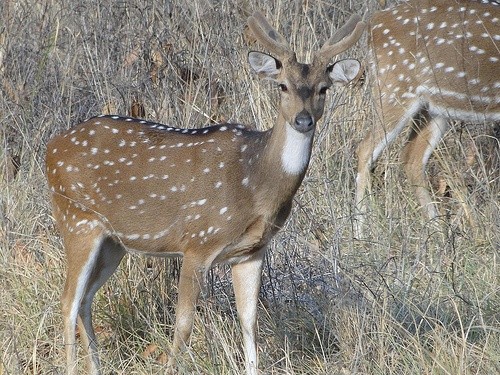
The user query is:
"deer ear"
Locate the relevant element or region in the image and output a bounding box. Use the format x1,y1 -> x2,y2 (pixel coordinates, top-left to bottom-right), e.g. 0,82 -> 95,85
328,58 -> 361,85
248,51 -> 282,81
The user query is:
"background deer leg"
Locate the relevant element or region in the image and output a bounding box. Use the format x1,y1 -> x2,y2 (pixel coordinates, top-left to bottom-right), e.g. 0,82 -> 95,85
231,248 -> 265,375
402,116 -> 449,222
355,111 -> 410,235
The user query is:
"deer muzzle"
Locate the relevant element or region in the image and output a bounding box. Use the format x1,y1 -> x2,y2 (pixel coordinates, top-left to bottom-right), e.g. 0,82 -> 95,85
293,110 -> 314,133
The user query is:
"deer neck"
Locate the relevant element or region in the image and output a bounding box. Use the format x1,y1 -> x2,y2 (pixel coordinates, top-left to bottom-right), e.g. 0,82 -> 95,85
251,114 -> 314,213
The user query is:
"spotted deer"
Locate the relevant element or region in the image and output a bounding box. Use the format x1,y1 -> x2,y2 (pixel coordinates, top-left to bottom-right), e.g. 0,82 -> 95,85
355,0 -> 500,235
46,11 -> 364,375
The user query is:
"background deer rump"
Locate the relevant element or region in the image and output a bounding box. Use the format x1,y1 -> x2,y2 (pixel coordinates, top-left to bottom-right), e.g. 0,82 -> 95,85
355,0 -> 499,235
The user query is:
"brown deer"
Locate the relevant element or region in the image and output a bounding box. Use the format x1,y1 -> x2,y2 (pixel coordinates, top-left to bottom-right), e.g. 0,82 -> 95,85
355,0 -> 500,236
46,11 -> 365,375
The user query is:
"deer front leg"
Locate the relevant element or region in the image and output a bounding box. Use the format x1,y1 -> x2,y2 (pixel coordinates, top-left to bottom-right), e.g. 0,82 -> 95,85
231,249 -> 265,375
167,254 -> 204,372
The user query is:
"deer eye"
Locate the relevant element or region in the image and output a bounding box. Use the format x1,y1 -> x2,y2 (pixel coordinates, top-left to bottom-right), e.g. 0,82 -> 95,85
278,84 -> 288,92
319,86 -> 329,95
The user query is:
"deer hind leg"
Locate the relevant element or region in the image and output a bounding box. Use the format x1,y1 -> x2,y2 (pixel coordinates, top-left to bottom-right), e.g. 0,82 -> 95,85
401,116 -> 449,221
77,237 -> 125,374
61,231 -> 125,375
167,253 -> 204,372
61,232 -> 104,375
231,249 -> 265,375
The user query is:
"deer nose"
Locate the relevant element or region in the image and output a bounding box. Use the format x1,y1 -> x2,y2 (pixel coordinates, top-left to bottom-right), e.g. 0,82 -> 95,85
294,111 -> 314,132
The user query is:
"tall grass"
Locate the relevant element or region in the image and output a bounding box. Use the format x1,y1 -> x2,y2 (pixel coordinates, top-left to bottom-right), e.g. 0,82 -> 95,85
1,0 -> 498,374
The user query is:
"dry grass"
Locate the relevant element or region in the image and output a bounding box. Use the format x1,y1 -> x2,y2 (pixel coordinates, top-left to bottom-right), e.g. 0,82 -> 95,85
1,0 -> 499,374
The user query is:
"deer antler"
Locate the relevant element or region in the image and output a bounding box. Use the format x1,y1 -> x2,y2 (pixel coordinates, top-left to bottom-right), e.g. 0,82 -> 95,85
247,11 -> 294,60
316,14 -> 366,62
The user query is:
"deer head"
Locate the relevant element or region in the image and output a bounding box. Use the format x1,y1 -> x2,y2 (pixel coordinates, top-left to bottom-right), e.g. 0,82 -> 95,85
248,11 -> 365,133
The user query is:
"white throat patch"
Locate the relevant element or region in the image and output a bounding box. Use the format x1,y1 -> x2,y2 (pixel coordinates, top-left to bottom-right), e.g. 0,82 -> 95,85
281,124 -> 312,175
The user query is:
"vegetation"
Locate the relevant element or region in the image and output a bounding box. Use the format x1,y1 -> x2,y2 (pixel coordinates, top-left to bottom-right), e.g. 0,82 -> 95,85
1,0 -> 498,374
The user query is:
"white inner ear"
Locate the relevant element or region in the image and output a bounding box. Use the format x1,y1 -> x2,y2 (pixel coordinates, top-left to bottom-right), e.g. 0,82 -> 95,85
248,52 -> 280,80
329,59 -> 361,85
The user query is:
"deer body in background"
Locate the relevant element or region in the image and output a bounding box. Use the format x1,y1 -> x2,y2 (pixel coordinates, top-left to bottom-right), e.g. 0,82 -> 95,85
46,11 -> 364,375
355,0 -> 499,235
